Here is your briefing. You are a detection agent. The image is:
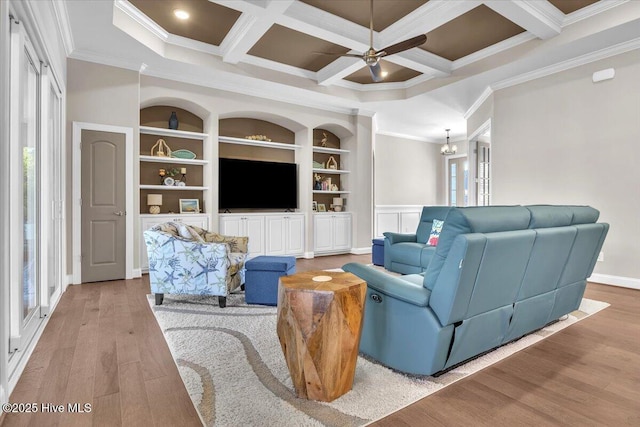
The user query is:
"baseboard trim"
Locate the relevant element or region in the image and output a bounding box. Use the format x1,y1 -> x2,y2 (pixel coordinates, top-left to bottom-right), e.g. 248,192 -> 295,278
351,247 -> 372,255
132,268 -> 142,278
588,273 -> 640,290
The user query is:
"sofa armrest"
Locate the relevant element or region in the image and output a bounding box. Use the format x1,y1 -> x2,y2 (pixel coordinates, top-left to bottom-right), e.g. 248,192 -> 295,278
383,232 -> 417,244
342,263 -> 431,307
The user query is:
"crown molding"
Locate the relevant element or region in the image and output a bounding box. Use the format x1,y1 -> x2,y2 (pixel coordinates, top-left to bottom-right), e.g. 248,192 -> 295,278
114,0 -> 168,40
242,55 -> 319,80
140,65 -> 359,117
464,86 -> 494,120
453,32 -> 537,71
69,49 -> 143,72
376,130 -> 434,143
492,36 -> 640,91
563,0 -> 629,27
52,0 -> 74,56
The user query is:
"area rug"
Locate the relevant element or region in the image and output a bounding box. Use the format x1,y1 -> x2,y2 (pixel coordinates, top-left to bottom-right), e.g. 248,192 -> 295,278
149,292 -> 608,427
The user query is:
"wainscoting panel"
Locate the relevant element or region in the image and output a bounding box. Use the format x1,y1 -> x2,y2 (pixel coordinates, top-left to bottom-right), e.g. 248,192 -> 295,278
374,206 -> 423,237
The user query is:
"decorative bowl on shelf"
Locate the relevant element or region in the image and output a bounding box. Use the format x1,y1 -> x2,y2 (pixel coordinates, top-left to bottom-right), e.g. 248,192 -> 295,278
171,149 -> 196,159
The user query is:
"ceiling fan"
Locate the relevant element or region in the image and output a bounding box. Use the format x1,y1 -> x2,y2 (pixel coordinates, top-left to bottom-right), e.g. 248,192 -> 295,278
317,0 -> 427,82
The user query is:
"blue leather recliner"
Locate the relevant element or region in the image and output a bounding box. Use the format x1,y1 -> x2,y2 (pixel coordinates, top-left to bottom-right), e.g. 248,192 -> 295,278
344,205 -> 608,376
383,206 -> 451,274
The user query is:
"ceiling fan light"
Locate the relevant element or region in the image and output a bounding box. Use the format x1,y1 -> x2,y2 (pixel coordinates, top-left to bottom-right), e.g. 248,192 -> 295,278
174,9 -> 190,20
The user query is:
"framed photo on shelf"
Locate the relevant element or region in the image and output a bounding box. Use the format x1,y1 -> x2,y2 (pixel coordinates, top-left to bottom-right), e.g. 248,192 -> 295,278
179,199 -> 200,214
312,201 -> 318,211
317,203 -> 326,212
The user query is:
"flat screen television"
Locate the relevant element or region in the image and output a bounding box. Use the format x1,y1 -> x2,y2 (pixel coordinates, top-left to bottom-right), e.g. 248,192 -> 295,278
219,158 -> 298,210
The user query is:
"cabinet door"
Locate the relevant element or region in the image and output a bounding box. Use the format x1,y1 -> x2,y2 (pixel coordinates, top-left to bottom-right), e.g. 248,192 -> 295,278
245,216 -> 265,257
314,215 -> 334,253
333,214 -> 352,251
220,216 -> 243,237
265,216 -> 286,255
286,215 -> 305,256
181,215 -> 209,231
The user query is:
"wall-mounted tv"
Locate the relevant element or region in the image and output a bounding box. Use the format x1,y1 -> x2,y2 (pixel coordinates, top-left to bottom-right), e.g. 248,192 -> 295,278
219,158 -> 298,210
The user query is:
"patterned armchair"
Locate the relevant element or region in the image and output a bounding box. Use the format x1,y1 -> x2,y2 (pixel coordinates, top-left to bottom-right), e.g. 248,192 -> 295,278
143,222 -> 249,308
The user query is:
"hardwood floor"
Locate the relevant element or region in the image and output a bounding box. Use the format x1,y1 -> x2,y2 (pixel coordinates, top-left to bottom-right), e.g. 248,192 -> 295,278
2,254 -> 638,426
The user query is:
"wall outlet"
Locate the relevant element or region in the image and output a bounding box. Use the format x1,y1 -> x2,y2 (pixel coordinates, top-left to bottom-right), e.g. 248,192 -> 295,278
597,251 -> 604,262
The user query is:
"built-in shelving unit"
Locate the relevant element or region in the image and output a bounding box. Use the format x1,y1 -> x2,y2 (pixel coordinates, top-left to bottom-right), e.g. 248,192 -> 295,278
312,129 -> 350,212
138,106 -> 209,216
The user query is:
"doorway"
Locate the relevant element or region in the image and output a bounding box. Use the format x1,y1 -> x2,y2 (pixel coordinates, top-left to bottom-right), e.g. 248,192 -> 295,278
81,130 -> 126,282
72,123 -> 134,284
447,156 -> 469,207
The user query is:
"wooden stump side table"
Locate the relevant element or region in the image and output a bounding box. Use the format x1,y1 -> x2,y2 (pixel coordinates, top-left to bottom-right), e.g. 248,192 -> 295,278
276,270 -> 366,402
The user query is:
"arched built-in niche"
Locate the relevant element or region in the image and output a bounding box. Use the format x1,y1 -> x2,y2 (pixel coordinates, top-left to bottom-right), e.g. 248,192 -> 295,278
219,117 -> 296,163
312,124 -> 353,212
139,105 -> 208,214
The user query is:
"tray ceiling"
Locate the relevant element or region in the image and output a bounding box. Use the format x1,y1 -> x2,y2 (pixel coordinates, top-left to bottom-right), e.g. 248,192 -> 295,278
126,0 -> 601,86
61,0 -> 639,141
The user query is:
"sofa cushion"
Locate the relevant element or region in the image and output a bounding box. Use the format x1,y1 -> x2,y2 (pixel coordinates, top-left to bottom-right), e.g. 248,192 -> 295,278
420,246 -> 436,269
388,242 -> 425,266
568,206 -> 600,224
526,205 -> 573,228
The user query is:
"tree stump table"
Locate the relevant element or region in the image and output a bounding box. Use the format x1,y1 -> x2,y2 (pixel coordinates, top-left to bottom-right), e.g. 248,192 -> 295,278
276,270 -> 366,402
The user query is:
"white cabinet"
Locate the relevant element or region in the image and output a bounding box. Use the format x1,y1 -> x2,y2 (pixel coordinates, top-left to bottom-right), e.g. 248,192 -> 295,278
265,214 -> 305,256
140,214 -> 209,271
219,214 -> 265,258
313,213 -> 352,254
220,213 -> 305,258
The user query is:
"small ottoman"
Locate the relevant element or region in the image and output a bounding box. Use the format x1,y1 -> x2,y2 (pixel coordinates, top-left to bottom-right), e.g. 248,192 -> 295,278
372,238 -> 384,266
245,255 -> 296,306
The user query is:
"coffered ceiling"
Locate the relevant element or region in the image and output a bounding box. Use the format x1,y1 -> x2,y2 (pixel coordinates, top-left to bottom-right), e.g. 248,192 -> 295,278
61,0 -> 640,141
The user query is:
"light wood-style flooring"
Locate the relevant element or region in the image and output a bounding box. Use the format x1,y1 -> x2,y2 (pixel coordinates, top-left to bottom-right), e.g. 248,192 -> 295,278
1,254 -> 638,426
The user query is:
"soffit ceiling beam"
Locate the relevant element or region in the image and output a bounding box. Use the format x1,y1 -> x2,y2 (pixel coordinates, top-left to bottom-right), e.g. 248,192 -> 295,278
484,0 -> 563,39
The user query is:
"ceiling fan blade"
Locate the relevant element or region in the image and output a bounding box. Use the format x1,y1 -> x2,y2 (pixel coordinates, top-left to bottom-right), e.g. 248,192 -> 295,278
378,34 -> 427,57
369,62 -> 383,82
313,52 -> 363,59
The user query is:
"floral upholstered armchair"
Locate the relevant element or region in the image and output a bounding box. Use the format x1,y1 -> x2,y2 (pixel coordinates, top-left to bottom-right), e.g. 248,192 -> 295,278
143,222 -> 249,308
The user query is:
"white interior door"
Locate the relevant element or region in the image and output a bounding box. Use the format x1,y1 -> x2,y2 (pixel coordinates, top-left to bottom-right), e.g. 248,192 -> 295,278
81,130 -> 126,283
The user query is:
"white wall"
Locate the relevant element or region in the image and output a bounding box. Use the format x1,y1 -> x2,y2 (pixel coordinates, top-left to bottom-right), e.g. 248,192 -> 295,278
492,50 -> 640,284
374,133 -> 444,206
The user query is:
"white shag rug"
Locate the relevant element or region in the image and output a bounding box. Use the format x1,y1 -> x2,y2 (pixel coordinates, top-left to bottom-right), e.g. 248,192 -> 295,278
148,288 -> 608,427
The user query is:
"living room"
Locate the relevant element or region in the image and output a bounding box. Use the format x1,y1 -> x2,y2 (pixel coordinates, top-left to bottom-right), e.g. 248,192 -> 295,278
1,1 -> 639,426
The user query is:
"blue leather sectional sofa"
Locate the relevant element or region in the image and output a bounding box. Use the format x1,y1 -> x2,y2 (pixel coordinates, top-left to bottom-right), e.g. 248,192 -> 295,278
344,205 -> 608,376
384,206 -> 451,274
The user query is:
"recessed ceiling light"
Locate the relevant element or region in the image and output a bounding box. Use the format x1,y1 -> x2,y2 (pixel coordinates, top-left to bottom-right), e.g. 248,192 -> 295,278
381,71 -> 389,78
174,9 -> 190,20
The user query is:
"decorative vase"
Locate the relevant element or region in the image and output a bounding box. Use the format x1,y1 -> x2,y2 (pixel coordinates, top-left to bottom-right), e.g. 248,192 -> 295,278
169,111 -> 179,130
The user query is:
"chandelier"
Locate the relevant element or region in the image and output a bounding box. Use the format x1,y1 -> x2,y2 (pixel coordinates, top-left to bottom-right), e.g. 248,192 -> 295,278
440,128 -> 457,155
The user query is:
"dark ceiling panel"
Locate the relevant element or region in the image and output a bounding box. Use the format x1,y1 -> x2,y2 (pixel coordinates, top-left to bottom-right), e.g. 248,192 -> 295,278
300,0 -> 428,32
344,59 -> 422,84
248,24 -> 350,72
129,0 -> 240,46
548,0 -> 600,14
421,5 -> 525,61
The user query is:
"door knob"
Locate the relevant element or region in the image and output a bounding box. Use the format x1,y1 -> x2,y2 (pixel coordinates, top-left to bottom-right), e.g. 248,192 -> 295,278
114,211 -> 124,216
